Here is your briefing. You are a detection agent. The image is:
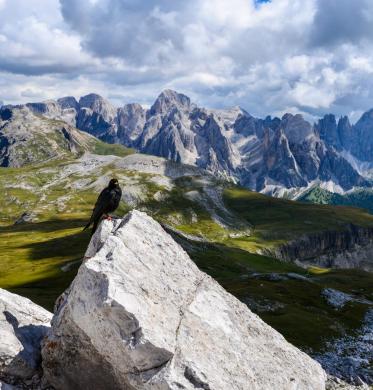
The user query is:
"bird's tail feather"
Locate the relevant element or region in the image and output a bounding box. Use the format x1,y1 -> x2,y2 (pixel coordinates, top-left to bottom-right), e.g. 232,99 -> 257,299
90,220 -> 99,236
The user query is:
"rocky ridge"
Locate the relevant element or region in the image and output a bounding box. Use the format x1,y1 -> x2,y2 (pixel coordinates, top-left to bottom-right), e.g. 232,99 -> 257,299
16,90 -> 373,195
0,105 -> 100,167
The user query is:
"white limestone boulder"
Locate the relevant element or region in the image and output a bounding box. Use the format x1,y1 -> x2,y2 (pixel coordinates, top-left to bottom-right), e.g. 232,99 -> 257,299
0,289 -> 52,385
42,210 -> 327,390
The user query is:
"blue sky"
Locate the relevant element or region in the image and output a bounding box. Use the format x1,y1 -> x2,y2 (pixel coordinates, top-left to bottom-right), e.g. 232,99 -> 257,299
1,0 -> 373,122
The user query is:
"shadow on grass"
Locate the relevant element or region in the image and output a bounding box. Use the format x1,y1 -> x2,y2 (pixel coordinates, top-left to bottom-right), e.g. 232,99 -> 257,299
0,218 -> 88,234
20,229 -> 91,261
2,218 -> 91,310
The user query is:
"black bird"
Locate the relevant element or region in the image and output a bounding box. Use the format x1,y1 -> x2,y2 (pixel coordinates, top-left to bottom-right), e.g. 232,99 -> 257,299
83,178 -> 122,235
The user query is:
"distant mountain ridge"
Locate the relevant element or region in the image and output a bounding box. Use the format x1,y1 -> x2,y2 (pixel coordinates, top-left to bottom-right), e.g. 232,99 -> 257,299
5,90 -> 373,195
0,105 -> 132,167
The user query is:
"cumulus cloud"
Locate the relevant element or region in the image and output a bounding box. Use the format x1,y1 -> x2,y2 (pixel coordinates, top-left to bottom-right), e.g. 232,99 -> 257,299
310,0 -> 373,48
1,0 -> 373,123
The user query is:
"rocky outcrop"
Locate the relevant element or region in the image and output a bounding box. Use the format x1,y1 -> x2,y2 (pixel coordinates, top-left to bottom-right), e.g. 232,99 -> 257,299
268,224 -> 373,271
0,288 -> 52,388
42,211 -> 326,390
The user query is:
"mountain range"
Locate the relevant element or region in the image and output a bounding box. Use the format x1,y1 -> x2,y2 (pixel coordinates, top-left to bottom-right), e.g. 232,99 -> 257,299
2,90 -> 373,196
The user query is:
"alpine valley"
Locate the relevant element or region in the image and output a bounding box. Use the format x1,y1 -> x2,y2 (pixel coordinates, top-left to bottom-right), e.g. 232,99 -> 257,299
1,92 -> 373,387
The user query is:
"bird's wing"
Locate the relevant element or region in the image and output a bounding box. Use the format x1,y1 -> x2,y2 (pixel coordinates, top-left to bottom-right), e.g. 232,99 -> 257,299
88,188 -> 112,225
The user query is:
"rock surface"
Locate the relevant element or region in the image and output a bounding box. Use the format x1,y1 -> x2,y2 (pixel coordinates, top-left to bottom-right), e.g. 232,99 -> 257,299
0,288 -> 52,386
42,210 -> 326,390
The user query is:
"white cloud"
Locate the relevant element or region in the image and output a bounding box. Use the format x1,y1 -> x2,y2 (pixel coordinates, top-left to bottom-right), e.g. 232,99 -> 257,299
0,0 -> 373,123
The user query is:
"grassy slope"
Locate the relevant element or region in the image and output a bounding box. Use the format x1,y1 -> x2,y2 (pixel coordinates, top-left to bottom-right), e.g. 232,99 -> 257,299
299,186 -> 373,215
0,154 -> 372,353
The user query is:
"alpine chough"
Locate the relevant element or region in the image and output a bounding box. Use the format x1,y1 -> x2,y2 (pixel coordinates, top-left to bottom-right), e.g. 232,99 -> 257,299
83,178 -> 122,235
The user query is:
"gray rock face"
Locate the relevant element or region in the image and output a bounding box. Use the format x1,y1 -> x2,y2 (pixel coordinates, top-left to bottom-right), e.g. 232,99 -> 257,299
149,89 -> 192,116
0,106 -> 97,167
337,116 -> 353,150
262,127 -> 306,188
57,96 -> 79,110
76,93 -> 117,140
316,114 -> 341,150
268,224 -> 373,272
42,210 -> 326,390
116,103 -> 146,144
0,288 -> 52,386
281,113 -> 314,144
348,110 -> 373,162
319,111 -> 373,164
25,99 -> 77,127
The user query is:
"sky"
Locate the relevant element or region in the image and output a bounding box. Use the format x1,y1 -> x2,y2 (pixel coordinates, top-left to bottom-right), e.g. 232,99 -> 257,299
1,0 -> 373,122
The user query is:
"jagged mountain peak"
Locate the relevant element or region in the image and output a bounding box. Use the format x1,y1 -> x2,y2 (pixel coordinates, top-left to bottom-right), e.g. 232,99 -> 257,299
281,112 -> 303,121
78,93 -> 117,132
212,105 -> 251,127
280,112 -> 314,143
316,113 -> 340,150
356,107 -> 373,123
150,89 -> 191,115
57,96 -> 79,110
79,93 -> 113,109
122,102 -> 144,110
338,114 -> 351,126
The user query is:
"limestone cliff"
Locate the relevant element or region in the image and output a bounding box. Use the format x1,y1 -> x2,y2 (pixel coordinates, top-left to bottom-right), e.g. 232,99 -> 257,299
267,224 -> 373,271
